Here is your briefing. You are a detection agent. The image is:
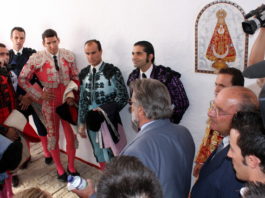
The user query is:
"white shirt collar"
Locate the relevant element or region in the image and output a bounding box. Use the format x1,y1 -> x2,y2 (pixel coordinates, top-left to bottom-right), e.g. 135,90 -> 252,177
46,50 -> 59,59
90,61 -> 103,73
140,64 -> 153,78
223,136 -> 230,148
140,120 -> 155,131
13,47 -> 23,55
240,187 -> 248,197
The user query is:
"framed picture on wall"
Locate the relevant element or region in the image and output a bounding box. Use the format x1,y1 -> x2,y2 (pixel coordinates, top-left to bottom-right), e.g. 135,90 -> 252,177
195,0 -> 248,74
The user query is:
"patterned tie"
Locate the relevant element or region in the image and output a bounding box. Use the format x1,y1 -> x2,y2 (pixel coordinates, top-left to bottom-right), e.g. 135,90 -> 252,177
53,55 -> 59,71
142,73 -> 147,79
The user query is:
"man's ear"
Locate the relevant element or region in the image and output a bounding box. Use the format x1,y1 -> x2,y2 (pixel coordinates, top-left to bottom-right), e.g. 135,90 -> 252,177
246,155 -> 261,169
148,54 -> 154,62
138,105 -> 145,117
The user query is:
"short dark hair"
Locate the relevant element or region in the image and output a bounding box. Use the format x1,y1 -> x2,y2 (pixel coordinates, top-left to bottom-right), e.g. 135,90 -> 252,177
84,39 -> 102,51
231,111 -> 265,173
96,156 -> 163,198
0,43 -> 6,48
242,182 -> 265,198
42,29 -> 58,41
218,67 -> 244,86
134,41 -> 155,63
10,27 -> 25,37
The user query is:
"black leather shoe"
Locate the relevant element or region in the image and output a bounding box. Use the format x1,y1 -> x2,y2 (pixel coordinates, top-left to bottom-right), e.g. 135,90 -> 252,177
57,172 -> 68,182
12,175 -> 19,187
45,157 -> 53,165
67,168 -> 80,176
20,156 -> 31,169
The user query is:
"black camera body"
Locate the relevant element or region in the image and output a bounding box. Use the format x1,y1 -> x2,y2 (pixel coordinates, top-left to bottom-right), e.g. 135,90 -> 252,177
242,4 -> 265,35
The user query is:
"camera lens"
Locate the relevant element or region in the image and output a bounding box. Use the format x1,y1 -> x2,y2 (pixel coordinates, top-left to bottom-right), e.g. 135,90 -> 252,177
242,21 -> 258,34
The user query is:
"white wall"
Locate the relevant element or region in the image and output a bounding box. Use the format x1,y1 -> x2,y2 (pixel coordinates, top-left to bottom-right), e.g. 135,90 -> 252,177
2,0 -> 263,165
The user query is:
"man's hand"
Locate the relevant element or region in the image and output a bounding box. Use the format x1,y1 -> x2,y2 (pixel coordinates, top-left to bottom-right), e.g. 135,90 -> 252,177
78,125 -> 87,138
19,95 -> 32,110
5,127 -> 19,141
65,97 -> 75,106
193,163 -> 204,178
71,179 -> 95,198
41,89 -> 56,101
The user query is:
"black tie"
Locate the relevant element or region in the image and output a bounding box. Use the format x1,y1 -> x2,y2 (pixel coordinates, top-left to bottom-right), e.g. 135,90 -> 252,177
92,68 -> 96,75
142,73 -> 147,78
17,52 -> 21,57
53,55 -> 59,71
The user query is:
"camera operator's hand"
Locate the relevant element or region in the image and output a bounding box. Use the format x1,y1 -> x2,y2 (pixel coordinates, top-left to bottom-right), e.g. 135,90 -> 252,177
19,94 -> 32,111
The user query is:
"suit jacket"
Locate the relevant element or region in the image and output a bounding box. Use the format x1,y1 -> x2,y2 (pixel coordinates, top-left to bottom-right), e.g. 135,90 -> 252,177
127,65 -> 189,124
121,119 -> 195,198
191,146 -> 245,198
9,48 -> 36,96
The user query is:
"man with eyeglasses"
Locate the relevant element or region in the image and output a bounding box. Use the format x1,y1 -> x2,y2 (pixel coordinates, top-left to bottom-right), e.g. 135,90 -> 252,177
72,78 -> 194,198
191,86 -> 258,198
193,67 -> 244,178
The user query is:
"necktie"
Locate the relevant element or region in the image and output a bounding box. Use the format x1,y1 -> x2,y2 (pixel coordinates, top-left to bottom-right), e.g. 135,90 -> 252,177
17,52 -> 21,57
92,68 -> 96,75
53,55 -> 59,71
215,141 -> 224,154
142,73 -> 147,78
210,141 -> 224,161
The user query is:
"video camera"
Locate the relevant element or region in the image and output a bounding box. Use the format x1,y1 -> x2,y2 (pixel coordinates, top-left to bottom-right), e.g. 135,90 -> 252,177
242,4 -> 265,35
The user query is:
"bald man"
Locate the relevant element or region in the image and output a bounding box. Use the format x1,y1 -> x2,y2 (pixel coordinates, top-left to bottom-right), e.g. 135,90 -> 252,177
191,86 -> 258,198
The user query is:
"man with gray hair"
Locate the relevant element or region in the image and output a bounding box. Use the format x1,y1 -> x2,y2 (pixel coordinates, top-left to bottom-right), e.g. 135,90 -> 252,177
72,78 -> 195,198
122,78 -> 195,198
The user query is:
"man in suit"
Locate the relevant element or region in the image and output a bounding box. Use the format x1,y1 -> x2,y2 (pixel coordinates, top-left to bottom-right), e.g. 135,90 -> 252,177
127,41 -> 189,124
9,27 -> 51,187
72,79 -> 195,198
122,78 -> 194,197
193,67 -> 244,178
191,86 -> 259,198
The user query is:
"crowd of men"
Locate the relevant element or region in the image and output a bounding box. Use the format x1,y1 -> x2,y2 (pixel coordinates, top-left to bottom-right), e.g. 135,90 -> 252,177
1,26 -> 265,198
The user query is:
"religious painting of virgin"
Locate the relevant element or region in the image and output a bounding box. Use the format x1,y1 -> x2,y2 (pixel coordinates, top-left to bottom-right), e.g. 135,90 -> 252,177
195,1 -> 248,74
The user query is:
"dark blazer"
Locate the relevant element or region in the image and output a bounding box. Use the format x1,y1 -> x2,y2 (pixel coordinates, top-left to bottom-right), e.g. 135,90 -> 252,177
9,47 -> 36,96
121,119 -> 195,198
127,65 -> 189,124
191,146 -> 245,198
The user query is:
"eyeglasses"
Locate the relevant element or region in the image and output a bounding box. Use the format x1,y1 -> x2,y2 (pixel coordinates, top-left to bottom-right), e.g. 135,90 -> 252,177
209,100 -> 233,117
128,99 -> 137,106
